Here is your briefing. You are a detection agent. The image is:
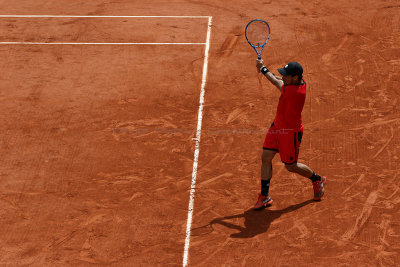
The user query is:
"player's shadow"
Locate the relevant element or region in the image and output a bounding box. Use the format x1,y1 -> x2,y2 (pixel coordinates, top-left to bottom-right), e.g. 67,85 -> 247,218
209,199 -> 314,238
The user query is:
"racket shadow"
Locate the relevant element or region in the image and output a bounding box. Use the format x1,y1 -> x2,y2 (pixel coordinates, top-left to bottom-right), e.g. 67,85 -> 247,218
206,199 -> 314,239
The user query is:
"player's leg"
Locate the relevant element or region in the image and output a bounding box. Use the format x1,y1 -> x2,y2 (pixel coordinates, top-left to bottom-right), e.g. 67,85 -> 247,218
285,162 -> 326,200
254,124 -> 278,210
254,149 -> 276,210
284,162 -> 312,177
261,148 -> 277,196
261,148 -> 276,181
279,130 -> 326,200
261,123 -> 278,182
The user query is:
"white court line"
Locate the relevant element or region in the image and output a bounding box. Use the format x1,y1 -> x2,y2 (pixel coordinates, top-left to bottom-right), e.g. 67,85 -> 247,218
0,42 -> 206,45
0,15 -> 209,18
182,16 -> 212,267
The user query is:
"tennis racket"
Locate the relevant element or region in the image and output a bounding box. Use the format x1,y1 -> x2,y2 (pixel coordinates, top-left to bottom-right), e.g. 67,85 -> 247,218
245,19 -> 271,59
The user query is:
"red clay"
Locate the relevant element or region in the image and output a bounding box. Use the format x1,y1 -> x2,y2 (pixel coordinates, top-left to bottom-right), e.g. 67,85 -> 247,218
0,0 -> 399,266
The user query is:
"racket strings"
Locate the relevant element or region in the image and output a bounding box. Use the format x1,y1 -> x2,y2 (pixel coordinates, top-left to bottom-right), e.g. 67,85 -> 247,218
245,20 -> 269,47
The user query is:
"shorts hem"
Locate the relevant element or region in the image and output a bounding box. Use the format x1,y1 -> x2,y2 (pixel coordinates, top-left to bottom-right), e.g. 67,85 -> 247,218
282,160 -> 297,165
263,147 -> 279,152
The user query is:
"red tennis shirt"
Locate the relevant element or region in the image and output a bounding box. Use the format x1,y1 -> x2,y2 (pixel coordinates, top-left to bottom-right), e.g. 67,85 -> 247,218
273,79 -> 306,131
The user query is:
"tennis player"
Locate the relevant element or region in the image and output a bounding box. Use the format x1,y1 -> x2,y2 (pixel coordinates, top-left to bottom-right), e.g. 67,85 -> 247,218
253,60 -> 326,209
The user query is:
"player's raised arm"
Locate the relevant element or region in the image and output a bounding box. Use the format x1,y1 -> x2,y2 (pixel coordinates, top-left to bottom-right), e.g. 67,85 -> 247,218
256,59 -> 283,92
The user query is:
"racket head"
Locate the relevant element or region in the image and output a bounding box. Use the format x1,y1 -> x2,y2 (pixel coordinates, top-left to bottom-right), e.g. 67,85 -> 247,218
245,19 -> 271,58
245,19 -> 271,47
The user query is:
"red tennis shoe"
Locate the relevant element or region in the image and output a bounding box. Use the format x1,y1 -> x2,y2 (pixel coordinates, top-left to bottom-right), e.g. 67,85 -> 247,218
313,176 -> 326,200
253,193 -> 273,210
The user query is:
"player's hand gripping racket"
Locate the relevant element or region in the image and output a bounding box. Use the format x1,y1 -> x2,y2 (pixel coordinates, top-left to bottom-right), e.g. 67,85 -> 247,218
245,19 -> 271,59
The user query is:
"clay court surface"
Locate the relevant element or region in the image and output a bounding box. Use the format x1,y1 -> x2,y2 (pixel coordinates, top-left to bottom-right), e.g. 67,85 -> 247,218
0,1 -> 399,266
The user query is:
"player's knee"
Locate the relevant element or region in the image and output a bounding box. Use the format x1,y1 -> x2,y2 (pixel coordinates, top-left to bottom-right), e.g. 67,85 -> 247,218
285,162 -> 297,172
261,150 -> 275,164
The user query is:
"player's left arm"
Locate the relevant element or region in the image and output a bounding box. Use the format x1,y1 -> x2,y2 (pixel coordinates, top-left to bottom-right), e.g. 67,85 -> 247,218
256,59 -> 283,92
